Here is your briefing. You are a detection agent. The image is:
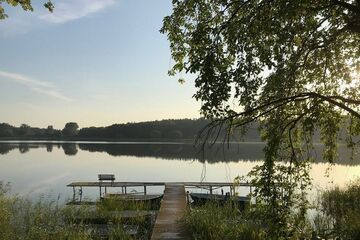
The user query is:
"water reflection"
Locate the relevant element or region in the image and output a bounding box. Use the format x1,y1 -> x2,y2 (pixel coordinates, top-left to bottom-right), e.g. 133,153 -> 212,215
0,142 -> 359,165
0,141 -> 359,198
62,143 -> 78,156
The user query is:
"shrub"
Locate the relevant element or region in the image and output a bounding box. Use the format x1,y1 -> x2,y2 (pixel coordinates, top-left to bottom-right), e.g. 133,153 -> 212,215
319,179 -> 360,239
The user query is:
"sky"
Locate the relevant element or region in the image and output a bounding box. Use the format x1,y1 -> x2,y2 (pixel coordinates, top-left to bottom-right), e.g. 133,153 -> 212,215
0,0 -> 200,129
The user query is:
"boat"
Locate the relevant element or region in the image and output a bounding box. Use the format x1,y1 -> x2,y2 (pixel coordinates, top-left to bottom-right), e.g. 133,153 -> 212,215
189,193 -> 250,210
102,193 -> 163,210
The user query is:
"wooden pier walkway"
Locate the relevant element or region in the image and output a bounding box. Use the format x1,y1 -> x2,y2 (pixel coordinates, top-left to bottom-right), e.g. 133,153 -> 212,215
151,184 -> 189,240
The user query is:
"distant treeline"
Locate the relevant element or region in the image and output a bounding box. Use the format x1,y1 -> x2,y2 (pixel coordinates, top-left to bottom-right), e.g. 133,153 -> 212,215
0,119 -> 262,141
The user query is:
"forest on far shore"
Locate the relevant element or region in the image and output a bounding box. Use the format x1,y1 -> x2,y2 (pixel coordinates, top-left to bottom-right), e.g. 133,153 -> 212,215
0,119 -> 262,141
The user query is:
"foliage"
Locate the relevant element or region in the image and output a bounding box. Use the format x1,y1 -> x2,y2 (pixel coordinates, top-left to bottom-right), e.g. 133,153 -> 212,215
162,0 -> 360,237
183,201 -> 266,240
0,183 -> 155,240
318,179 -> 360,239
0,187 -> 91,240
62,122 -> 79,137
0,0 -> 53,19
0,119 -> 215,140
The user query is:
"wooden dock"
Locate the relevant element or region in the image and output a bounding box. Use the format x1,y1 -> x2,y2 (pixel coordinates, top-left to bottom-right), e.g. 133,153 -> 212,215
151,184 -> 189,240
66,179 -> 254,239
67,181 -> 253,202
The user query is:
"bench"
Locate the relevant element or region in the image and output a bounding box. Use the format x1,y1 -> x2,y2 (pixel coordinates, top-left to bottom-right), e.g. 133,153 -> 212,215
98,174 -> 115,182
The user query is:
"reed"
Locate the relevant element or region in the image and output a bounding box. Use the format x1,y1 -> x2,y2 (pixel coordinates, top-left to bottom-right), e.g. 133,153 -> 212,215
0,182 -> 153,240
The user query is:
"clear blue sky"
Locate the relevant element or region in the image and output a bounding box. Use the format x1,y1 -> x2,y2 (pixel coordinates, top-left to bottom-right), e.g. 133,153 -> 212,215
0,0 -> 200,129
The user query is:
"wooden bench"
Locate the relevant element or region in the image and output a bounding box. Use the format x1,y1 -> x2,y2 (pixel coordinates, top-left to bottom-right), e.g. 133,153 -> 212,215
98,174 -> 115,184
98,174 -> 115,197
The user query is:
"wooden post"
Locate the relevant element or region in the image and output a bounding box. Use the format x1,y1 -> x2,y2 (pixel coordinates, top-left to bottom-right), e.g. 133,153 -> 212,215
72,187 -> 76,201
144,185 -> 147,195
80,187 -> 83,202
99,186 -> 102,198
249,185 -> 253,207
209,186 -> 213,195
125,186 -> 127,194
221,189 -> 224,195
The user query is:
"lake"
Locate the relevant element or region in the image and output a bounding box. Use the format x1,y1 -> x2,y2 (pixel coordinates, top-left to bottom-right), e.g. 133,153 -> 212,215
0,141 -> 360,202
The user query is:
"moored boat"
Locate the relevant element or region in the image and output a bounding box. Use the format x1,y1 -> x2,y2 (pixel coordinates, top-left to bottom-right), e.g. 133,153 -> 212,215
189,193 -> 250,210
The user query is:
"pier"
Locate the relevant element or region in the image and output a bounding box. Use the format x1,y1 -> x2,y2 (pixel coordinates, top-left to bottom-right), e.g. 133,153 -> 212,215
67,180 -> 253,239
150,184 -> 188,239
67,181 -> 252,201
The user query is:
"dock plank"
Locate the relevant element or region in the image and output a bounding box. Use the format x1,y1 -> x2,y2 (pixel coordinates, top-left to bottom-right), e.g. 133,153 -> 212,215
151,184 -> 189,240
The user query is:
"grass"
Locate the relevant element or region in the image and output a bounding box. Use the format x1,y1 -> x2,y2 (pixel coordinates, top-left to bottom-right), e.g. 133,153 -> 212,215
0,182 -> 155,240
184,180 -> 360,240
0,187 -> 91,239
183,201 -> 266,240
315,179 -> 360,239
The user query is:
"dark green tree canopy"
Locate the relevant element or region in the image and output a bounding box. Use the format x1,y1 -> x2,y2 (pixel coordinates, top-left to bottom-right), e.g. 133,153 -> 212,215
162,1 -> 360,237
162,0 -> 360,160
0,0 -> 53,19
62,122 -> 79,137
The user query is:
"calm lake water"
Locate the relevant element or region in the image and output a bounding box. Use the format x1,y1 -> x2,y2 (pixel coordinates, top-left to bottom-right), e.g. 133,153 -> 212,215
0,141 -> 360,202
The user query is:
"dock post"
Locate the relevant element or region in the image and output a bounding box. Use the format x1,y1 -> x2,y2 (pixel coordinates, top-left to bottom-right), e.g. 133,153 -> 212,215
79,187 -> 83,202
144,185 -> 147,195
124,186 -> 127,194
99,186 -> 102,198
72,187 -> 76,201
209,186 -> 213,195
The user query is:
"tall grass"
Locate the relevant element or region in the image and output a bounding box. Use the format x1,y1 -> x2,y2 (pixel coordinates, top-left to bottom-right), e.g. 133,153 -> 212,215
316,179 -> 360,239
183,201 -> 266,240
0,184 -> 91,239
184,183 -> 360,240
0,182 -> 153,240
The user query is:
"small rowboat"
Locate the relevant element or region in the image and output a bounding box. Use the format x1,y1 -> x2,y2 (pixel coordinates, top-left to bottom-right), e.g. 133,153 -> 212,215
189,193 -> 250,210
102,194 -> 163,210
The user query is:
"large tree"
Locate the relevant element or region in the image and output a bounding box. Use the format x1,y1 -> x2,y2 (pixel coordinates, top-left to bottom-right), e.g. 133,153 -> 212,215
162,0 -> 360,238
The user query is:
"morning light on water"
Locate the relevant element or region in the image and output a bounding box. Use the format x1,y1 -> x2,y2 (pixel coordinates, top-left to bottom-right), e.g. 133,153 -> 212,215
1,1 -> 360,239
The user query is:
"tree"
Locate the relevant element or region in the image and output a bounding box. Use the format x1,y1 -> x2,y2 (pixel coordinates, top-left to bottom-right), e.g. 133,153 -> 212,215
18,124 -> 33,136
162,0 -> 360,238
62,122 -> 79,137
45,125 -> 54,137
0,0 -> 53,19
0,123 -> 14,137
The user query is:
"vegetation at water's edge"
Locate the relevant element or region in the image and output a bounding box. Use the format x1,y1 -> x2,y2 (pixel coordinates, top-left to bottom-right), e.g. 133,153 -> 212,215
0,182 -> 154,240
315,179 -> 360,239
184,179 -> 360,240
